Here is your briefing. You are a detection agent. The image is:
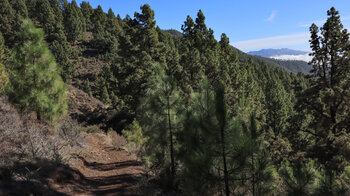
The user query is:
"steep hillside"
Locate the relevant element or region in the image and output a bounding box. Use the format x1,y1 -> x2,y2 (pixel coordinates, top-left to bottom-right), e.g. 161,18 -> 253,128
230,47 -> 311,73
261,57 -> 311,74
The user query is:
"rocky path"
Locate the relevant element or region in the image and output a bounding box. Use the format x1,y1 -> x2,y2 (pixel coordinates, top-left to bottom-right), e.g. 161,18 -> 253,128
54,133 -> 144,196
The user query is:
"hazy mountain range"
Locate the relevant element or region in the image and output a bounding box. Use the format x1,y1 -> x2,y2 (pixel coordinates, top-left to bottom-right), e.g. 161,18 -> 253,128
248,48 -> 312,62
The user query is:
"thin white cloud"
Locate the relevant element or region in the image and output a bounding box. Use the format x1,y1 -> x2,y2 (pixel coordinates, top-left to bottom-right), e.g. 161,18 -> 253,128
231,33 -> 309,51
271,54 -> 313,62
267,11 -> 276,21
299,15 -> 350,28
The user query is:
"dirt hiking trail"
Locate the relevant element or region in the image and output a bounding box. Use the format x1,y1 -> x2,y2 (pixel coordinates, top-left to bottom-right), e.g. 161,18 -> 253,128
53,132 -> 144,196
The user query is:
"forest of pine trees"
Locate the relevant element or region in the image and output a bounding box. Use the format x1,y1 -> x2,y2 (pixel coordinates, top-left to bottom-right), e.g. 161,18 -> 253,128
0,0 -> 350,195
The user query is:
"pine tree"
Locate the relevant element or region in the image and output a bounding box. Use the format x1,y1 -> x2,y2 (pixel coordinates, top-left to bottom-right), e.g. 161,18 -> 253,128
92,5 -> 107,30
279,160 -> 318,196
35,0 -> 67,43
180,79 -> 251,195
80,1 -> 94,31
92,28 -> 118,54
101,86 -> 111,105
71,0 -> 86,32
138,64 -> 184,188
265,74 -> 292,136
314,167 -> 350,195
91,6 -> 118,54
0,0 -> 15,45
122,119 -> 144,149
181,15 -> 195,41
50,40 -> 73,81
0,32 -> 5,62
180,47 -> 204,90
25,0 -> 36,18
134,4 -> 166,65
48,0 -> 64,24
0,63 -> 7,92
34,0 -> 71,81
86,79 -> 92,97
107,8 -> 123,36
297,7 -> 350,173
0,33 -> 8,92
165,39 -> 182,82
10,0 -> 28,19
111,91 -> 119,108
64,0 -> 84,42
111,5 -> 166,110
243,115 -> 276,196
7,19 -> 67,122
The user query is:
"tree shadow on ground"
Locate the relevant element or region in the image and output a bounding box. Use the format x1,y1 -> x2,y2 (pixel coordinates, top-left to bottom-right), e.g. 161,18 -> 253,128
76,155 -> 142,171
0,159 -> 74,196
0,157 -> 142,196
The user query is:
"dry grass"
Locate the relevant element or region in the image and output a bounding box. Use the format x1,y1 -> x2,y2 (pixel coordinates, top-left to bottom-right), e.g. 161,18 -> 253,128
0,94 -> 85,181
105,129 -> 127,150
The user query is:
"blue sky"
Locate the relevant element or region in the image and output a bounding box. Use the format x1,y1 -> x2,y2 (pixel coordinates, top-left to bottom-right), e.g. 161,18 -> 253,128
71,0 -> 350,52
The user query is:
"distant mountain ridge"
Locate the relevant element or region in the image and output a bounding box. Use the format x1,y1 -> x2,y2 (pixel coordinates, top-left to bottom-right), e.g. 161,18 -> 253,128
245,48 -> 311,73
248,48 -> 308,58
161,31 -> 311,74
231,47 -> 311,74
164,29 -> 183,38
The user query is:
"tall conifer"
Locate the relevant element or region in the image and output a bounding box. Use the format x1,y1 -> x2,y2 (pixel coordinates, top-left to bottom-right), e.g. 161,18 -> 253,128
8,20 -> 67,122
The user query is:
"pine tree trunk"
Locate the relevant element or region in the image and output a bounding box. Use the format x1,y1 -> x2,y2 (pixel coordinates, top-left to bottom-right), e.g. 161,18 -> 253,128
252,153 -> 256,196
167,96 -> 175,185
220,125 -> 229,196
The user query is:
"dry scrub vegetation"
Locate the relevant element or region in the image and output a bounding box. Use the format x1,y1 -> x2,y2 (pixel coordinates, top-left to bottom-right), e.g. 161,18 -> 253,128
0,92 -> 136,195
0,94 -> 86,194
0,94 -> 84,167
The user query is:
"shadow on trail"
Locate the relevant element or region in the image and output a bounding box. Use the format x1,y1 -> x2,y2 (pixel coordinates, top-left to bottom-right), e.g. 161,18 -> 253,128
0,159 -> 76,196
72,155 -> 143,195
0,156 -> 142,196
77,156 -> 142,171
88,174 -> 140,196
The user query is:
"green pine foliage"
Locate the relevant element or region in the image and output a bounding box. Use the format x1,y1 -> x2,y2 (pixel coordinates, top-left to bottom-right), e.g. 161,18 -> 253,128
35,0 -> 66,43
179,79 -> 251,195
85,79 -> 92,97
80,1 -> 94,30
63,0 -> 84,43
0,2 -> 349,195
10,0 -> 28,19
122,119 -> 145,149
296,7 -> 350,174
265,74 -> 293,136
242,115 -> 277,196
279,160 -> 318,196
7,19 -> 67,122
0,0 -> 16,45
49,40 -> 73,81
137,64 -> 184,188
0,33 -> 8,92
0,63 -> 8,92
101,86 -> 111,105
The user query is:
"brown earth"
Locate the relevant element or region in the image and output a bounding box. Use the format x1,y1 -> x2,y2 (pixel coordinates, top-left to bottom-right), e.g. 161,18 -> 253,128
52,132 -> 144,196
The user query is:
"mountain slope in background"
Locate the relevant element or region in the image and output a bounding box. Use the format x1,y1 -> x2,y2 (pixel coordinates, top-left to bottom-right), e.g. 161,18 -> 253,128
164,29 -> 183,38
248,48 -> 308,57
246,48 -> 312,73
